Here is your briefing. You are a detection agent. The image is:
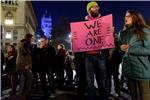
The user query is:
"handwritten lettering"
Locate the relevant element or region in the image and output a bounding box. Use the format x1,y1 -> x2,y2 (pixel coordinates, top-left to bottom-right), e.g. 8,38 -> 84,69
84,19 -> 102,29
70,14 -> 114,52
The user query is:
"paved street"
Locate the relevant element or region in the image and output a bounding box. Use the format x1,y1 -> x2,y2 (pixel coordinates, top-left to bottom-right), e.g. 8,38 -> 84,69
1,83 -> 131,100
1,68 -> 131,100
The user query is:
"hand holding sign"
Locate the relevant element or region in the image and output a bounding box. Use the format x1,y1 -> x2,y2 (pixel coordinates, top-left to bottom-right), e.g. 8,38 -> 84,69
70,14 -> 115,52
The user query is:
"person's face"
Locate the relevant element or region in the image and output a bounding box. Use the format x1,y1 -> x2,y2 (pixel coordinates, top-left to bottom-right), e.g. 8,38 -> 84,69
31,36 -> 34,44
7,45 -> 13,53
57,45 -> 62,50
89,4 -> 100,17
26,36 -> 34,45
39,38 -> 47,48
125,12 -> 133,26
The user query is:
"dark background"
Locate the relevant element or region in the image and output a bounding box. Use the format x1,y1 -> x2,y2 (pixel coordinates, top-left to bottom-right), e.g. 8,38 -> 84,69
32,1 -> 150,50
32,1 -> 150,33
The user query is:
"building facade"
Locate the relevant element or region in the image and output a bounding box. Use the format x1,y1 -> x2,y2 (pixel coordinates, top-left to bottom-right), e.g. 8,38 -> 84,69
0,0 -> 37,49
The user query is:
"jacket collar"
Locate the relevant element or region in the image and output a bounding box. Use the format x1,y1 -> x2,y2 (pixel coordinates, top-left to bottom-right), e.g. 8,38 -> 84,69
85,14 -> 101,21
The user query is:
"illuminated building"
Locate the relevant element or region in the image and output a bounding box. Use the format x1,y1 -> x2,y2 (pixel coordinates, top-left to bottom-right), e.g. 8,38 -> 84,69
41,11 -> 52,39
0,0 -> 37,49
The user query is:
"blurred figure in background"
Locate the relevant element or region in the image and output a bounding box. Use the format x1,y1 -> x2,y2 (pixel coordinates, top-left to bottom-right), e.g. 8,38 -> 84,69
56,44 -> 67,88
108,34 -> 124,97
74,52 -> 86,98
1,50 -> 5,74
16,34 -> 33,100
5,45 -> 17,95
30,37 -> 40,90
65,51 -> 74,86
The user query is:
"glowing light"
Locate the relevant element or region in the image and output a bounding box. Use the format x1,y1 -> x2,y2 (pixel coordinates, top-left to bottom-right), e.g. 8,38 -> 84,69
5,32 -> 12,39
69,34 -> 72,38
4,19 -> 13,25
41,12 -> 52,39
38,39 -> 41,43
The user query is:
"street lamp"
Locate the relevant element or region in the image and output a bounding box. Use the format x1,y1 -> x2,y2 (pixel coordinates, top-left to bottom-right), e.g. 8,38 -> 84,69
4,11 -> 14,25
4,19 -> 13,25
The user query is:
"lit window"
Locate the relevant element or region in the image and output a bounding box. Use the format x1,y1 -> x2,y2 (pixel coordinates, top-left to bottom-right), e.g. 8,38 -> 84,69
5,31 -> 12,39
5,11 -> 14,25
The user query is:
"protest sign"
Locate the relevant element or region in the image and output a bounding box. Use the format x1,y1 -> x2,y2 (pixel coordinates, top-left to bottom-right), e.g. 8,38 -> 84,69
70,14 -> 115,52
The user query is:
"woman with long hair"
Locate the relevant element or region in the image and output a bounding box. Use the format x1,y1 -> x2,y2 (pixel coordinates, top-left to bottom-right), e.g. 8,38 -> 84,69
120,10 -> 150,100
5,45 -> 17,95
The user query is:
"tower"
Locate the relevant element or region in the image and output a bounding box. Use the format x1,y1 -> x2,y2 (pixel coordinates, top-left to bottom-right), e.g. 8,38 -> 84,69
41,10 -> 52,39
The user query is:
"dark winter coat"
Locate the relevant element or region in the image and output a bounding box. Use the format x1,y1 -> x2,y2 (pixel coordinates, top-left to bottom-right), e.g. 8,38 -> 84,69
56,49 -> 66,65
5,55 -> 16,72
38,45 -> 56,70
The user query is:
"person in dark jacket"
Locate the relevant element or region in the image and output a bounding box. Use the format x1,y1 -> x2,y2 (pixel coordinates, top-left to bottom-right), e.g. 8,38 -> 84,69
38,36 -> 56,98
108,34 -> 124,96
31,43 -> 40,89
65,51 -> 74,86
74,52 -> 87,97
120,10 -> 150,100
56,43 -> 66,88
5,45 -> 17,95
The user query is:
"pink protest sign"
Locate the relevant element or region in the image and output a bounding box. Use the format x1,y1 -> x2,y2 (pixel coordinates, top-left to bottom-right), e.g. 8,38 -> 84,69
70,14 -> 115,52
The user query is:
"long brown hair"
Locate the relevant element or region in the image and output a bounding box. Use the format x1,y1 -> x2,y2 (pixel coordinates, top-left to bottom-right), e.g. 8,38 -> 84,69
127,10 -> 150,41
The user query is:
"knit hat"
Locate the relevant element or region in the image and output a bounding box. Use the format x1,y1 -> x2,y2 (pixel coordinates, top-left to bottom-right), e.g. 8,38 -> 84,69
86,1 -> 98,13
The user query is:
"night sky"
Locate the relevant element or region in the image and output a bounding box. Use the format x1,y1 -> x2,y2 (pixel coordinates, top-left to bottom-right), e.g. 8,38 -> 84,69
32,1 -> 150,33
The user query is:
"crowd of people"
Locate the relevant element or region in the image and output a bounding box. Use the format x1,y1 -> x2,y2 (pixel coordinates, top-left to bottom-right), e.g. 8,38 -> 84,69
1,1 -> 150,100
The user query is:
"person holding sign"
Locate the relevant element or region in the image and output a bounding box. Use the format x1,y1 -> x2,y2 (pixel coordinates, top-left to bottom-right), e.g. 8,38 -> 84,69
83,1 -> 112,100
119,10 -> 150,100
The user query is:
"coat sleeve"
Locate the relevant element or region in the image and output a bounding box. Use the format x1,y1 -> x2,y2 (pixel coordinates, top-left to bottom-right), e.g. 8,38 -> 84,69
16,43 -> 24,70
128,45 -> 150,56
16,42 -> 29,70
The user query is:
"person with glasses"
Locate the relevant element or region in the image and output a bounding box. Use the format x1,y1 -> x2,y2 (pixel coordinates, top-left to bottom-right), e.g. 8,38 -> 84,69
119,10 -> 150,100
